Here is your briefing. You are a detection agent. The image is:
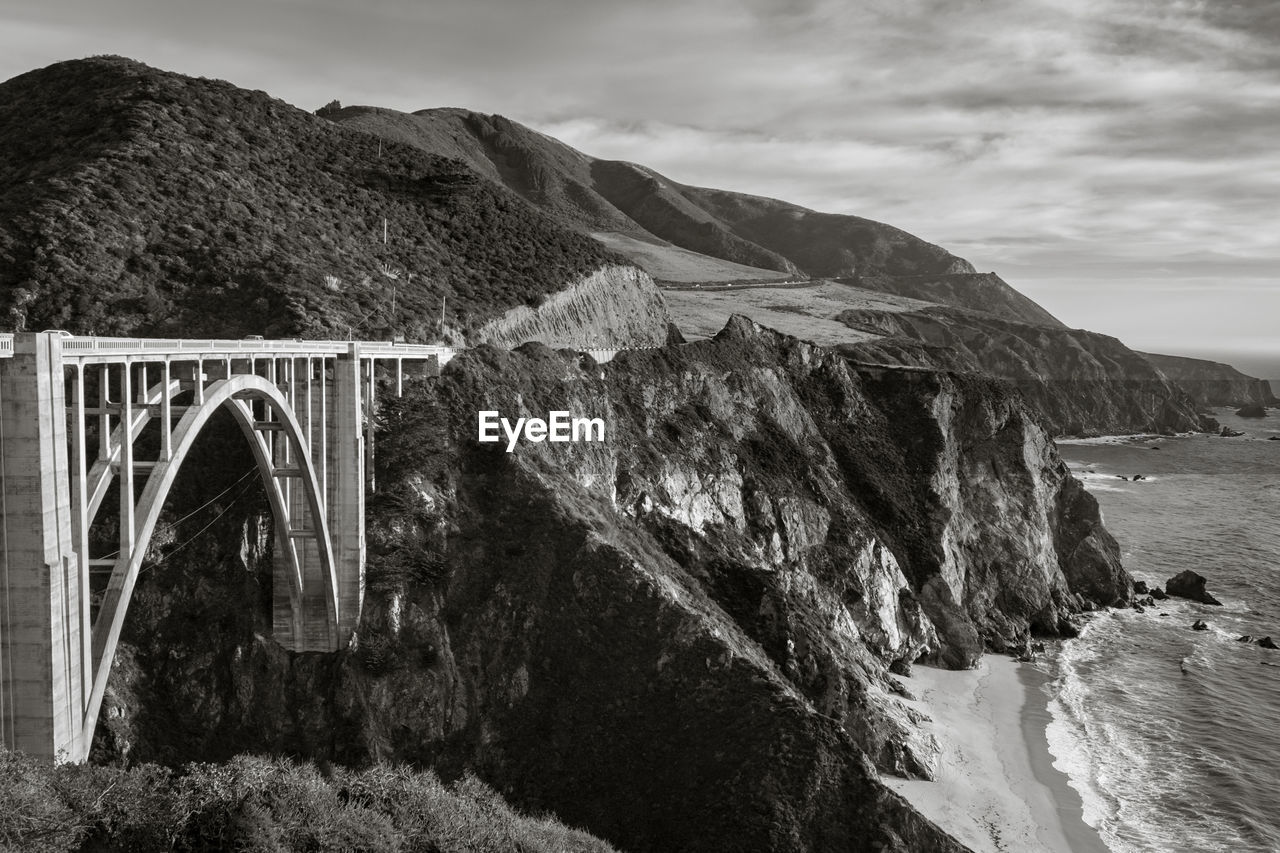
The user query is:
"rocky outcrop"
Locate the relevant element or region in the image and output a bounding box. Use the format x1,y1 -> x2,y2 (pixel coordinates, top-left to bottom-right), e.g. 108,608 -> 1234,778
1141,352 -> 1276,409
97,316 -> 1125,853
1166,570 -> 1223,606
476,264 -> 671,349
837,306 -> 1208,436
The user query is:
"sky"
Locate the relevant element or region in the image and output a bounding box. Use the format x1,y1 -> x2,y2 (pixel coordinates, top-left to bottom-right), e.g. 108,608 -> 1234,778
1,0 -> 1277,373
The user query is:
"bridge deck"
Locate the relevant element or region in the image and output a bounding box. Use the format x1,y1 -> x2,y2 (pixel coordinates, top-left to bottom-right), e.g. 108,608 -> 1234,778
0,333 -> 454,362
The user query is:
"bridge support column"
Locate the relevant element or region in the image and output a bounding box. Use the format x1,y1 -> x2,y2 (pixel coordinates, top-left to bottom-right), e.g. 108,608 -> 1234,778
331,345 -> 365,643
0,333 -> 85,760
271,348 -> 363,651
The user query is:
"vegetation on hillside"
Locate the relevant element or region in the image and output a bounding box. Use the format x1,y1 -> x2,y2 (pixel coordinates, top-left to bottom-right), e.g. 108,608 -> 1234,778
0,57 -> 624,340
0,750 -> 616,853
335,107 -> 973,285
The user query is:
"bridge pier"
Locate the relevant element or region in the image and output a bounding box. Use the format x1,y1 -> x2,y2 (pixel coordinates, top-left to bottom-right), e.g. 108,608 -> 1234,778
270,347 -> 364,651
0,333 -> 87,761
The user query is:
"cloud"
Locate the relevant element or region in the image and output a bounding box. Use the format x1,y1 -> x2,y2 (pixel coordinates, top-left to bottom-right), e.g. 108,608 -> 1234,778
0,0 -> 1276,355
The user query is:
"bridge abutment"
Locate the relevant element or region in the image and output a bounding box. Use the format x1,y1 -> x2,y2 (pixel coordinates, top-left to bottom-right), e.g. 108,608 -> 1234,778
0,333 -> 86,760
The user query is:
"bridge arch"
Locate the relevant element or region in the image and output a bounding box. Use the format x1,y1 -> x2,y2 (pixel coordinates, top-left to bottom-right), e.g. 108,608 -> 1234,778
1,333 -> 451,762
81,374 -> 339,752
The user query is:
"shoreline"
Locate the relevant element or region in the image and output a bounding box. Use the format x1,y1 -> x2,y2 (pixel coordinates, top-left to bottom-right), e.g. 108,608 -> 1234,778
885,655 -> 1110,853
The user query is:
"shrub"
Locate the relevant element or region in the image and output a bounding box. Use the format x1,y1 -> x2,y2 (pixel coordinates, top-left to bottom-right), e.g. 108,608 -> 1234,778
0,750 -> 618,852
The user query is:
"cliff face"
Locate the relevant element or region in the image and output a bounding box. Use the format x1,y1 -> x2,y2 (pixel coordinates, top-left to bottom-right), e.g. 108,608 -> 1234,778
476,264 -> 672,349
96,318 -> 1126,853
838,305 -> 1210,436
1140,352 -> 1277,408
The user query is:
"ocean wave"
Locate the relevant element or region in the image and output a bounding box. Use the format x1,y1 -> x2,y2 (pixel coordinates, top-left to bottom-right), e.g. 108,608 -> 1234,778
1047,430 -> 1280,851
1046,624 -> 1125,840
1057,434 -> 1166,446
1045,609 -> 1276,852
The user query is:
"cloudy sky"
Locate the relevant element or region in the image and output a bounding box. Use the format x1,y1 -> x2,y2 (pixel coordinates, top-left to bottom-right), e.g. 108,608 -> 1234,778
2,0 -> 1277,372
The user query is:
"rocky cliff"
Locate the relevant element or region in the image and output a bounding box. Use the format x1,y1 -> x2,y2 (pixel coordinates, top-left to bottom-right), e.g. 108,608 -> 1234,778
476,264 -> 672,349
837,304 -> 1211,436
95,318 -> 1126,853
1140,352 -> 1276,409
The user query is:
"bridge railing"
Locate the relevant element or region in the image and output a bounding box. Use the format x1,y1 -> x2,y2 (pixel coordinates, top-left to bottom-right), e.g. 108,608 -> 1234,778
0,333 -> 456,361
0,333 -> 665,361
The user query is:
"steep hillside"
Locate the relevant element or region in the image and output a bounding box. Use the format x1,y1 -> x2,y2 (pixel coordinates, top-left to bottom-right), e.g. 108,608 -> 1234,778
839,271 -> 1065,328
0,58 -> 627,340
329,107 -> 1061,326
1140,352 -> 1276,408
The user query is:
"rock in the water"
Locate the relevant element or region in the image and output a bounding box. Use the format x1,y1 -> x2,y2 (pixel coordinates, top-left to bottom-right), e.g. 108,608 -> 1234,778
1236,404 -> 1267,418
1269,436 -> 1280,441
1192,620 -> 1210,631
1220,426 -> 1247,437
1132,474 -> 1146,481
1150,587 -> 1169,601
1133,580 -> 1149,595
1260,637 -> 1279,650
1166,570 -> 1223,606
1150,446 -> 1161,450
1237,635 -> 1254,643
1133,604 -> 1146,613
1139,596 -> 1155,607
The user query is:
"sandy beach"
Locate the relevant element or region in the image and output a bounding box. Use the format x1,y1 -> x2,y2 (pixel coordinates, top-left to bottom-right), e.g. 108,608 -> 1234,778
885,656 -> 1110,853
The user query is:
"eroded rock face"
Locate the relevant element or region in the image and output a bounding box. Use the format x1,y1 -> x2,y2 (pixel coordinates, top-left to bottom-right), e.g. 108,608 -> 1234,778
476,264 -> 671,349
99,317 -> 1126,853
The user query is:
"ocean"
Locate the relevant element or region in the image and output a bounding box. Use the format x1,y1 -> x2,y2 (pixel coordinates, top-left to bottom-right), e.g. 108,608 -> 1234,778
1051,408 -> 1280,853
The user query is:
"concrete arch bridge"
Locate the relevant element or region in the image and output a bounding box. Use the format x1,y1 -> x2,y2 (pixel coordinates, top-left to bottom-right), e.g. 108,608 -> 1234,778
0,332 -> 454,761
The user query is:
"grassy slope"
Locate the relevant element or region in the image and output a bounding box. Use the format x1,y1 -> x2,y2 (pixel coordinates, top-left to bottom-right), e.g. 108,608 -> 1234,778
661,279 -> 935,343
0,58 -> 623,340
591,231 -> 792,283
839,271 -> 1066,329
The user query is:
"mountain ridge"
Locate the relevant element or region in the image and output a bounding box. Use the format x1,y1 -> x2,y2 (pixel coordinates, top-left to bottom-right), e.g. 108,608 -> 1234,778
329,105 -> 1067,327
